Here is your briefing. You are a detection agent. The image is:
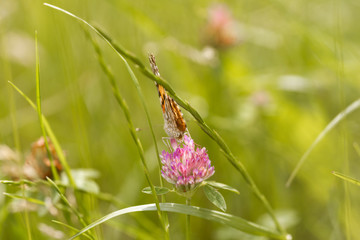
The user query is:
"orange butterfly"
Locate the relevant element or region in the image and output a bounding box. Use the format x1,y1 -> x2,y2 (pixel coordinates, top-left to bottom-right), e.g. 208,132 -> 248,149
149,54 -> 187,140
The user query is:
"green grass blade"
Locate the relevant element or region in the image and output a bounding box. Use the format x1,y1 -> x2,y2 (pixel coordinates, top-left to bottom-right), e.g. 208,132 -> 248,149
8,81 -> 75,186
47,178 -> 96,240
3,193 -> 45,206
9,85 -> 21,153
286,98 -> 360,187
46,178 -> 90,229
34,31 -> 59,181
353,142 -> 360,158
52,220 -> 92,240
68,203 -> 289,240
21,186 -> 32,240
332,171 -> 360,187
0,179 -> 36,186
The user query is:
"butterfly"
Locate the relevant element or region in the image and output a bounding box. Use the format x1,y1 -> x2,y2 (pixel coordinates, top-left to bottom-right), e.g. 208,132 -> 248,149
149,54 -> 187,140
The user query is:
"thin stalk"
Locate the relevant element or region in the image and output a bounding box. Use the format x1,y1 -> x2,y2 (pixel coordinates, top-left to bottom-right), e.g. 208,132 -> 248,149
34,31 -> 59,181
353,142 -> 360,157
46,178 -> 95,240
22,186 -> 32,240
9,86 -> 21,153
332,172 -> 360,186
52,220 -> 93,240
3,193 -> 46,206
1,24 -> 21,152
186,198 -> 191,240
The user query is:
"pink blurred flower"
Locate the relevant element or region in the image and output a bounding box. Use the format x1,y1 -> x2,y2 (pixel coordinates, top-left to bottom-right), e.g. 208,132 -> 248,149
161,135 -> 215,196
204,4 -> 240,48
25,137 -> 63,180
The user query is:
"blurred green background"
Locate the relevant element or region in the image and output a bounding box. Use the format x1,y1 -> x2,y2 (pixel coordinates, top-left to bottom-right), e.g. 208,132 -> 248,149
1,0 -> 360,239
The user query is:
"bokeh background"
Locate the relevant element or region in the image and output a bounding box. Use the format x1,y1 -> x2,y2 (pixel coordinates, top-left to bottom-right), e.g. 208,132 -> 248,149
1,0 -> 360,239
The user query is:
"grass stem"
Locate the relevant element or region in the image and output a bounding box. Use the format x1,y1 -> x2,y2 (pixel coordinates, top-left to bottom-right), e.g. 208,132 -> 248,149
186,198 -> 191,240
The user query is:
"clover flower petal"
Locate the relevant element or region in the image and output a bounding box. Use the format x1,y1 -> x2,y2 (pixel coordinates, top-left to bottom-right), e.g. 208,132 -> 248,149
161,135 -> 215,195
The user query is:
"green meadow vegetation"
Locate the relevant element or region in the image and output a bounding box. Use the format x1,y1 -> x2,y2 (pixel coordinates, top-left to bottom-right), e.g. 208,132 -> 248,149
1,0 -> 360,239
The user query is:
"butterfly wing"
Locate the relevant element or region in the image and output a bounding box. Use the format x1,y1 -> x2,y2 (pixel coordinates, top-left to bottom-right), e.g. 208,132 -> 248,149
149,54 -> 187,139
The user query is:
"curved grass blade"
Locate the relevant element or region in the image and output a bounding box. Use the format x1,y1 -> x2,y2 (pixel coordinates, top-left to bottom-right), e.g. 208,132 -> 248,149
0,179 -> 36,186
68,203 -> 289,240
46,178 -> 90,228
3,192 -> 46,206
43,3 -> 285,234
286,98 -> 360,187
47,178 -> 96,239
8,81 -> 75,187
52,220 -> 92,240
332,171 -> 360,187
3,192 -> 73,215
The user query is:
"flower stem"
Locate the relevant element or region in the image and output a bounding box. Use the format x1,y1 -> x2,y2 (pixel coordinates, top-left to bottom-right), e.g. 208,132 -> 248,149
186,198 -> 191,240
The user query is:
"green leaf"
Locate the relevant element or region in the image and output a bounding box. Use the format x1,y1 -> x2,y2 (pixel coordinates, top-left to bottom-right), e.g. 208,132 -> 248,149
68,203 -> 288,240
205,181 -> 240,194
142,186 -> 170,195
332,171 -> 360,187
203,185 -> 227,212
61,169 -> 100,194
